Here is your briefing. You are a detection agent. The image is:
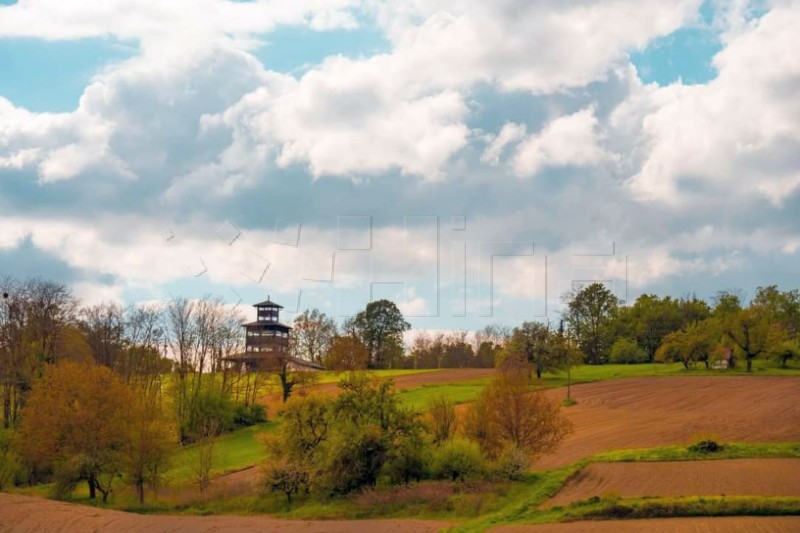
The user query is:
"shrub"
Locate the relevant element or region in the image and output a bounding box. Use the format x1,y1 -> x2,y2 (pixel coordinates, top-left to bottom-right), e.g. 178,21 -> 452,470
431,438 -> 486,482
464,371 -> 572,459
689,437 -> 723,453
233,403 -> 267,428
427,395 -> 457,443
491,445 -> 531,480
609,337 -> 648,364
182,388 -> 236,440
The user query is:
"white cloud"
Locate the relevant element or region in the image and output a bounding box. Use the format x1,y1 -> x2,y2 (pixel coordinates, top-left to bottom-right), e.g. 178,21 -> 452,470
0,0 -> 361,49
512,107 -> 614,177
622,4 -> 800,206
481,122 -> 526,165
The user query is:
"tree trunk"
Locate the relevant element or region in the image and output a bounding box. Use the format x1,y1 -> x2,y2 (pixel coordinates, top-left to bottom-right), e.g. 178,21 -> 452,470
136,481 -> 145,505
88,476 -> 96,499
746,357 -> 753,373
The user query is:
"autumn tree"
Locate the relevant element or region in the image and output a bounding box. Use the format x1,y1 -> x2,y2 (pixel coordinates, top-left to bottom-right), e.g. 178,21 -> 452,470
324,334 -> 369,371
464,371 -> 571,459
17,361 -> 134,501
563,283 -> 620,364
292,309 -> 336,365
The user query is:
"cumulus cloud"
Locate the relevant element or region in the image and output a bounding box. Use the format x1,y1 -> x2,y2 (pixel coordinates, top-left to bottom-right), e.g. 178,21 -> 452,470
2,0 -> 800,328
512,107 -> 615,177
0,0 -> 361,49
622,4 -> 800,206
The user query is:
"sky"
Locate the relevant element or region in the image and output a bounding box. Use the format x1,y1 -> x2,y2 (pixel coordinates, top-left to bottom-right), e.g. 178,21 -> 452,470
1,0 -> 799,332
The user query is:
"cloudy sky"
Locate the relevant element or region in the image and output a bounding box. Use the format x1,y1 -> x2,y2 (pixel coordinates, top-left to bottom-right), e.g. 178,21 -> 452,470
1,0 -> 799,330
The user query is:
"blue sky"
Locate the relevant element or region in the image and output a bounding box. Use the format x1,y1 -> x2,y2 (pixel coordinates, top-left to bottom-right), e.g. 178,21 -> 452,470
1,0 -> 799,332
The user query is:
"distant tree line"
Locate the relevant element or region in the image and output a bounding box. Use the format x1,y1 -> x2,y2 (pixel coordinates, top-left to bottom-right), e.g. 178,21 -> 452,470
560,282 -> 800,372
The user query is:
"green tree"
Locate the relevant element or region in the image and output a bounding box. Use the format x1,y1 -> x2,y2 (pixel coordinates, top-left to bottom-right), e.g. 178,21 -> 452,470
502,321 -> 562,379
351,300 -> 410,369
624,295 -> 683,362
655,322 -> 715,369
713,290 -> 743,318
122,399 -> 174,505
563,283 -> 620,364
609,337 -> 648,364
723,307 -> 788,372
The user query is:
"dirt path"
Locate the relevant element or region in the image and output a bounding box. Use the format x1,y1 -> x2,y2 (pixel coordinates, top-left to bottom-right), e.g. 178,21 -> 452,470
0,493 -> 451,533
535,376 -> 800,469
543,458 -> 800,508
493,516 -> 800,532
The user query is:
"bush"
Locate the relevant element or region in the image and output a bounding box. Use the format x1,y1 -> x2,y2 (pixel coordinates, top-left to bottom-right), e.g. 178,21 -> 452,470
182,388 -> 236,441
431,438 -> 486,482
689,437 -> 723,453
609,337 -> 648,364
233,403 -> 267,428
427,395 -> 457,443
491,445 -> 530,480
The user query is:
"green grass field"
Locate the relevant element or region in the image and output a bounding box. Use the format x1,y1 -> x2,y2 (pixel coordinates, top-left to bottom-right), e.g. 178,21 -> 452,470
167,421 -> 279,483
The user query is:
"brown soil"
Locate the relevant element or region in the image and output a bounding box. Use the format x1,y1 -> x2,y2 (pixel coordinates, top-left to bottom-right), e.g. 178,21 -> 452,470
543,458 -> 800,508
534,376 -> 800,469
0,492 -> 451,533
492,516 -> 800,532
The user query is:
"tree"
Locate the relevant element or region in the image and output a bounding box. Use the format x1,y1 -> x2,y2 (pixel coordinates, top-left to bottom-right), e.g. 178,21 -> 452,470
464,371 -> 571,459
609,337 -> 648,364
324,334 -> 369,371
624,295 -> 682,362
772,339 -> 800,368
292,309 -> 336,365
351,300 -> 410,368
713,290 -> 743,318
723,307 -> 788,372
122,399 -> 174,505
1,278 -> 79,427
80,302 -> 125,369
656,321 -> 716,369
752,285 -> 800,340
17,361 -> 134,502
563,283 -> 620,364
262,456 -> 309,504
503,321 -> 562,379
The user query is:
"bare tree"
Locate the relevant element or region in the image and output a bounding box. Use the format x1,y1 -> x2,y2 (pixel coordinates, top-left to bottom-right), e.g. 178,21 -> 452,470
292,309 -> 337,364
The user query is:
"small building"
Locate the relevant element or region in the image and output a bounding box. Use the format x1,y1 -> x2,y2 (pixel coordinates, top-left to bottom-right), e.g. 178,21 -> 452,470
224,298 -> 324,372
712,347 -> 735,369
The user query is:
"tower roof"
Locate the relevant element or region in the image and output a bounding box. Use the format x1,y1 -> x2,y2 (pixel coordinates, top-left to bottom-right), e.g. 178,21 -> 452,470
253,297 -> 283,308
